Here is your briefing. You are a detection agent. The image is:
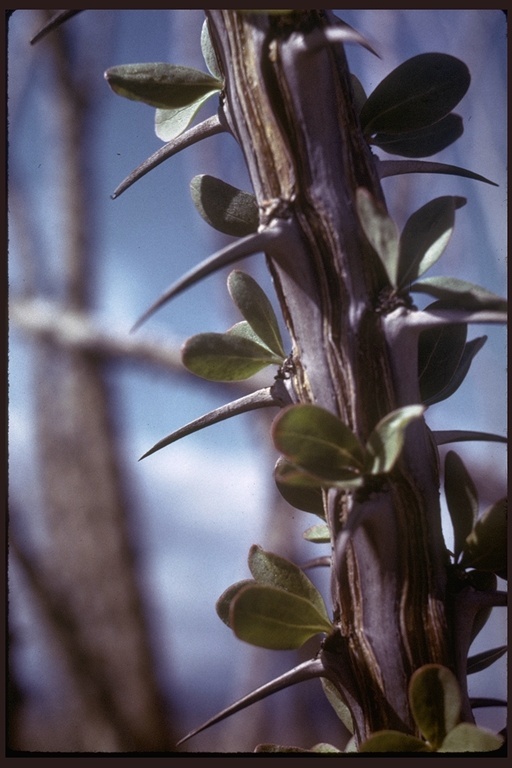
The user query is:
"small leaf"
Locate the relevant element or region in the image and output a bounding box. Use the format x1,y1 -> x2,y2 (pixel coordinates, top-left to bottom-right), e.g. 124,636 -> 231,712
409,664 -> 461,749
359,53 -> 470,135
311,743 -> 342,753
181,331 -> 282,381
467,646 -> 507,675
274,457 -> 326,517
216,580 -> 254,626
398,197 -> 466,289
359,731 -> 431,752
438,723 -> 504,753
418,318 -> 467,405
356,188 -> 399,286
461,498 -> 507,576
303,524 -> 331,543
424,335 -> 487,407
365,405 -> 425,475
272,404 -> 365,483
248,545 -> 330,622
230,583 -> 332,650
411,277 -> 507,311
321,678 -> 354,733
444,451 -> 478,563
104,63 -> 221,109
228,270 -> 285,357
201,19 -> 222,80
155,91 -> 219,141
371,113 -> 463,158
255,744 -> 312,753
190,175 -> 259,237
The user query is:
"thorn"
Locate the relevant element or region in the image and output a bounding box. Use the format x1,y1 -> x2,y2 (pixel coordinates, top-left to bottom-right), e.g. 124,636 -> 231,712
111,115 -> 225,199
432,430 -> 507,446
30,10 -> 82,45
176,657 -> 326,746
131,223 -> 289,332
376,159 -> 498,187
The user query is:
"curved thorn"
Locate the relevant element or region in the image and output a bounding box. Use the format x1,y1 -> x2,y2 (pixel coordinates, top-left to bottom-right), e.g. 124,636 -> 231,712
302,557 -> 331,569
376,159 -> 498,187
470,698 -> 508,709
140,385 -> 289,460
30,10 -> 82,44
294,25 -> 379,58
111,114 -> 225,199
404,308 -> 507,331
176,657 -> 326,746
432,430 -> 507,446
131,223 -> 289,332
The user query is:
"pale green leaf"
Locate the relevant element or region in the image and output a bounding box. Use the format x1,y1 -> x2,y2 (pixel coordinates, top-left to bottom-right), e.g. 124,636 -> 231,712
365,405 -> 425,475
228,270 -> 285,357
438,723 -> 503,753
359,731 -> 431,752
303,524 -> 331,543
181,331 -> 282,381
356,188 -> 400,286
155,90 -> 218,141
215,579 -> 254,626
321,678 -> 354,733
105,63 -> 221,109
460,498 -> 507,576
311,743 -> 342,753
409,664 -> 461,749
230,583 -> 332,650
444,451 -> 478,562
190,175 -> 258,237
201,19 -> 222,80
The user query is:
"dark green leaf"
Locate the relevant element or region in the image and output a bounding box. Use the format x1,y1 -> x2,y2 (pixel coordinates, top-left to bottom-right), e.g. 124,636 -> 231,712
412,277 -> 507,311
272,404 -> 365,483
444,451 -> 478,562
359,731 -> 431,752
303,524 -> 331,543
230,583 -> 332,650
359,53 -> 470,135
438,723 -> 503,753
461,498 -> 507,576
356,188 -> 399,286
215,580 -> 254,626
228,270 -> 285,357
409,664 -> 461,749
372,113 -> 463,157
424,336 -> 486,407
350,74 -> 367,114
248,545 -> 330,622
104,63 -> 221,109
181,330 -> 282,381
418,319 -> 467,405
274,457 -> 326,517
190,175 -> 259,237
398,197 -> 466,289
467,646 -> 507,675
365,405 -> 424,474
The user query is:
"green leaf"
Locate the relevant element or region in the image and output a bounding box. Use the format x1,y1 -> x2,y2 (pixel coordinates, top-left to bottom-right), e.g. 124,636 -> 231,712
423,335 -> 486,407
359,731 -> 431,752
181,331 -> 282,381
461,498 -> 507,576
438,723 -> 504,753
371,113 -> 463,158
215,579 -> 254,626
359,53 -> 470,135
411,277 -> 507,311
201,19 -> 222,80
467,645 -> 507,675
255,744 -> 313,753
104,63 -> 221,110
248,545 -> 330,622
364,405 -> 425,475
409,664 -> 461,749
228,270 -> 285,357
303,524 -> 331,543
272,404 -> 365,483
230,583 -> 332,650
350,74 -> 367,114
311,743 -> 342,753
274,457 -> 326,517
444,451 -> 478,563
321,678 -> 354,733
155,91 -> 219,141
418,319 -> 467,405
356,188 -> 399,287
190,175 -> 259,237
398,197 -> 466,289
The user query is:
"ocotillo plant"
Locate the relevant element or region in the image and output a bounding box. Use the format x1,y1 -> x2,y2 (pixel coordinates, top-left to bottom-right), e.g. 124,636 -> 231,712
37,9 -> 507,754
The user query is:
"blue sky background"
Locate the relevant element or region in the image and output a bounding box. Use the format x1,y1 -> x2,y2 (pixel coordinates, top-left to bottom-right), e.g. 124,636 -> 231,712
8,9 -> 507,750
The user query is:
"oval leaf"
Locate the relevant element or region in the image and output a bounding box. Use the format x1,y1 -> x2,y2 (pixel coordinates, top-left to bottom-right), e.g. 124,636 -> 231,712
411,277 -> 507,311
444,451 -> 478,562
418,318 -> 467,405
359,731 -> 431,752
248,545 -> 329,622
398,197 -> 466,289
230,583 -> 332,650
216,579 -> 254,626
272,404 -> 365,482
105,63 -> 221,109
303,524 -> 331,543
461,498 -> 507,576
228,270 -> 285,357
201,19 -> 222,80
365,405 -> 425,475
181,331 -> 282,381
356,188 -> 399,287
274,457 -> 326,517
438,723 -> 504,753
372,113 -> 463,158
155,91 -> 218,141
359,53 -> 470,135
409,664 -> 461,749
190,175 -> 259,237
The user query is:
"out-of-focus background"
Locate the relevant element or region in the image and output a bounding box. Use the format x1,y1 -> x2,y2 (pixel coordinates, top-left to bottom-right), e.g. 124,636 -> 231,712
8,9 -> 507,753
